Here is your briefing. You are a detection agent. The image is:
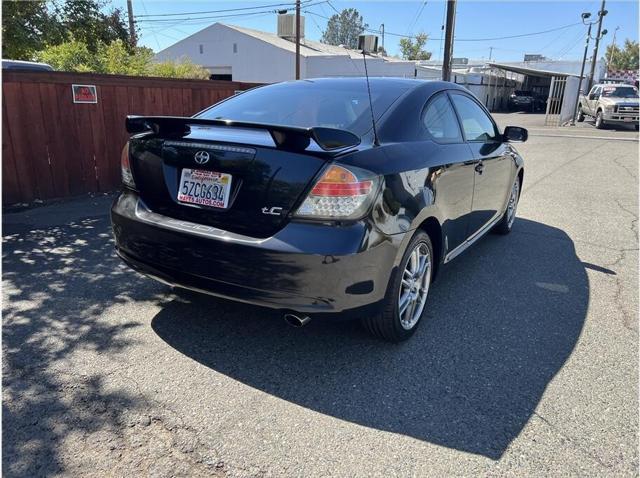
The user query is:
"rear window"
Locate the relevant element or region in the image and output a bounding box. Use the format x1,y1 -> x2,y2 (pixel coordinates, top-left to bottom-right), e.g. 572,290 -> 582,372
197,80 -> 410,136
514,91 -> 533,96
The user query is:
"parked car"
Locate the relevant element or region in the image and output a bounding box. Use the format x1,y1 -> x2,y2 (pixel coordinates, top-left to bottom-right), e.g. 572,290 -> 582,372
577,83 -> 639,129
111,78 -> 527,342
2,59 -> 54,71
508,90 -> 544,112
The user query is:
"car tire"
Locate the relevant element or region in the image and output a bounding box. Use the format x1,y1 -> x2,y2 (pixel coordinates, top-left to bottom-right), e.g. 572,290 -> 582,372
595,110 -> 606,129
576,107 -> 585,122
494,176 -> 521,235
362,231 -> 434,342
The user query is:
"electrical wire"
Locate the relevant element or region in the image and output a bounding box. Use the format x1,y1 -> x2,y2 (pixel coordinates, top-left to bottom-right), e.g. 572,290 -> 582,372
406,1 -> 428,37
135,0 -> 316,18
304,10 -> 582,42
137,1 -> 327,24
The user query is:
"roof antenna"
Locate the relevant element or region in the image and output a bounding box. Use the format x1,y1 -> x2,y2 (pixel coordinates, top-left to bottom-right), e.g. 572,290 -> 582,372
358,34 -> 380,147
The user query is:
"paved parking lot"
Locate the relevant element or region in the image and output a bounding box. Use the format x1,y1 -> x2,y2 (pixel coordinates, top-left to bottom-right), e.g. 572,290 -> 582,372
3,115 -> 638,477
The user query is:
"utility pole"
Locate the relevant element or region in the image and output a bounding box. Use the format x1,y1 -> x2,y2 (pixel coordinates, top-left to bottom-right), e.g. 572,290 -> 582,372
380,24 -> 385,51
126,0 -> 136,48
587,0 -> 607,91
489,46 -> 493,61
442,0 -> 457,81
295,0 -> 301,80
571,21 -> 592,125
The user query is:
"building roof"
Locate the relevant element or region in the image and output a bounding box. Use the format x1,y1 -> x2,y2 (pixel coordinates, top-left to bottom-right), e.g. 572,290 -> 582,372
487,62 -> 579,78
223,23 -> 410,63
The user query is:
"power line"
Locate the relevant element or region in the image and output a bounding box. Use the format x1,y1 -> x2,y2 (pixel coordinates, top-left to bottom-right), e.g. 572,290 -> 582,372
139,11 -> 273,30
304,10 -> 581,42
137,11 -> 278,25
135,1 -> 313,18
406,1 -> 428,36
137,1 -> 327,24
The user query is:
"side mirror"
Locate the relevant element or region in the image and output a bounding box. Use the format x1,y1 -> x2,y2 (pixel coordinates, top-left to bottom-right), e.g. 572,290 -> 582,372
503,126 -> 528,143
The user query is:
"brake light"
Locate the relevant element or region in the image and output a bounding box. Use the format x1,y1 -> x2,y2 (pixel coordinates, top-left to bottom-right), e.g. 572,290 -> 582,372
295,164 -> 379,219
121,142 -> 136,189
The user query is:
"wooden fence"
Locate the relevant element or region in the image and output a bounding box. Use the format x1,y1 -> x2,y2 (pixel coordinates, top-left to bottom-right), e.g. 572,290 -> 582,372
2,71 -> 261,205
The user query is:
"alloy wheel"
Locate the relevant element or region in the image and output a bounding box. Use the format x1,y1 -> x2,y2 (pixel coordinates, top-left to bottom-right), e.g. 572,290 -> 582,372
398,242 -> 432,330
507,179 -> 520,228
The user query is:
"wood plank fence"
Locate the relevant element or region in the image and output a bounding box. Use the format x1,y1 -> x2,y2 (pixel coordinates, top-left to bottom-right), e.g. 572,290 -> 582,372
2,71 -> 261,205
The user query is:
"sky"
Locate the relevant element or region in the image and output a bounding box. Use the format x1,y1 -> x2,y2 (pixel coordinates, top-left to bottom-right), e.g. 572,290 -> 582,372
113,0 -> 640,62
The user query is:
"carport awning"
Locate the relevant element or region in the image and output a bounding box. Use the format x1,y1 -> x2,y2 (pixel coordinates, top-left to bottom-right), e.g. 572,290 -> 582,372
487,62 -> 579,78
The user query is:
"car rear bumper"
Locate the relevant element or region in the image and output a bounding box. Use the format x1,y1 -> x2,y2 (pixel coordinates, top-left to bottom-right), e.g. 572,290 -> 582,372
111,191 -> 403,317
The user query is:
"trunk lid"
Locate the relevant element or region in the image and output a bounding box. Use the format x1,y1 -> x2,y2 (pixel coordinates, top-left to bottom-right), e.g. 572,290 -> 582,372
128,119 -> 359,238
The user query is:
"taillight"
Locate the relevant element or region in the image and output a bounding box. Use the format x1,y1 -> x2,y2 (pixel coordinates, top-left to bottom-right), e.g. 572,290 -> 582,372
121,142 -> 136,189
294,164 -> 380,219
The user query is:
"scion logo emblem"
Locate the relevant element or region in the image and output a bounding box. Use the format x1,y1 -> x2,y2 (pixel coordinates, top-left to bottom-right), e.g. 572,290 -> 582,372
194,151 -> 210,164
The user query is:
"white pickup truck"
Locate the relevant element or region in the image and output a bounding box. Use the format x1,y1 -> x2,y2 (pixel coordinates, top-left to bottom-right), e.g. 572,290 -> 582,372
577,83 -> 639,130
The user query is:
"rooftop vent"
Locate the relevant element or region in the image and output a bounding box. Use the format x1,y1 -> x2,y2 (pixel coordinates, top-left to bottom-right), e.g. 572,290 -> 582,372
277,14 -> 304,39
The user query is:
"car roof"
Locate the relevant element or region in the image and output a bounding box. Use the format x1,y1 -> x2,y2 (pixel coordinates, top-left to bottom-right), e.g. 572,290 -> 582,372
280,77 -> 466,95
2,59 -> 54,71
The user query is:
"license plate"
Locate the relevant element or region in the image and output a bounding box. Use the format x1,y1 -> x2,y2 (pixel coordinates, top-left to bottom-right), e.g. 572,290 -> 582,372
177,168 -> 232,208
623,117 -> 633,122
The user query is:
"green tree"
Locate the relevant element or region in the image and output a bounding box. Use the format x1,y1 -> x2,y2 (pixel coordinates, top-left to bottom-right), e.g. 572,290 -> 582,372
148,58 -> 211,80
606,39 -> 639,70
2,0 -> 132,60
35,38 -> 211,79
100,40 -> 153,75
320,8 -> 367,50
35,38 -> 99,72
2,0 -> 59,60
399,32 -> 432,61
56,0 -> 131,53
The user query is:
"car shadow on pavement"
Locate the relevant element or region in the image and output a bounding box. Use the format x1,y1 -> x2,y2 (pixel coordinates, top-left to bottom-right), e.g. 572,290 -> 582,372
151,218 -> 588,460
2,201 -> 167,477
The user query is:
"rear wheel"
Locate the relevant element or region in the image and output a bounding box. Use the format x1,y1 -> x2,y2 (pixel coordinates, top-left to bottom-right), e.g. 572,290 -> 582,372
595,110 -> 606,129
494,176 -> 520,235
362,232 -> 433,342
576,106 -> 585,122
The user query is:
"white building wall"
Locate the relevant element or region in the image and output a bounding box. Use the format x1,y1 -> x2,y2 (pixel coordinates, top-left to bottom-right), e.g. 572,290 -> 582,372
154,24 -> 302,83
155,23 -> 416,83
305,56 -> 415,78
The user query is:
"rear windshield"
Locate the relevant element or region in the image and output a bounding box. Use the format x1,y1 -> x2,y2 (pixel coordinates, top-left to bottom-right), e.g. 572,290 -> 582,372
513,91 -> 533,96
601,86 -> 638,98
197,80 -> 410,136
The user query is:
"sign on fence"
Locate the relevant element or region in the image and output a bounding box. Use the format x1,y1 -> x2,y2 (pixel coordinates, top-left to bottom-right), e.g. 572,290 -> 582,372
72,84 -> 98,104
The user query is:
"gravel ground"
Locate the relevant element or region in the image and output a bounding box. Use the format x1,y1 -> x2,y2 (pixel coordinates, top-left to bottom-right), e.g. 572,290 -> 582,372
3,115 -> 638,477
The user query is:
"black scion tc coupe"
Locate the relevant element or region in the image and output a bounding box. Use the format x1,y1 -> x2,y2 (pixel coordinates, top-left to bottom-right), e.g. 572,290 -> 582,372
111,78 -> 527,342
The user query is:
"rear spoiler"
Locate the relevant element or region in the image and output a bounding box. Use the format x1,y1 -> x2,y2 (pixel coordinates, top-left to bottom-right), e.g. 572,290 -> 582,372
125,115 -> 361,152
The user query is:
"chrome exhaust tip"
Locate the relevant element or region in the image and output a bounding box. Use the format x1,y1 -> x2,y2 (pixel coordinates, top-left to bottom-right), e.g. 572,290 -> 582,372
284,313 -> 311,327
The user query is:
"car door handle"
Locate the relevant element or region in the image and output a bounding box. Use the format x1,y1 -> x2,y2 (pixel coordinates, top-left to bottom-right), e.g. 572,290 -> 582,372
475,162 -> 484,174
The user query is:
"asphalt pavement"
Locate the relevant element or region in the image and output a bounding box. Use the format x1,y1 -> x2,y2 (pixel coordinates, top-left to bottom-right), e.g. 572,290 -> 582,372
3,115 -> 638,477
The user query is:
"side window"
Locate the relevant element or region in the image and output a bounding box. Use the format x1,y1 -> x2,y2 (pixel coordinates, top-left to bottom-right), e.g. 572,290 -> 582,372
450,93 -> 498,142
421,93 -> 462,143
